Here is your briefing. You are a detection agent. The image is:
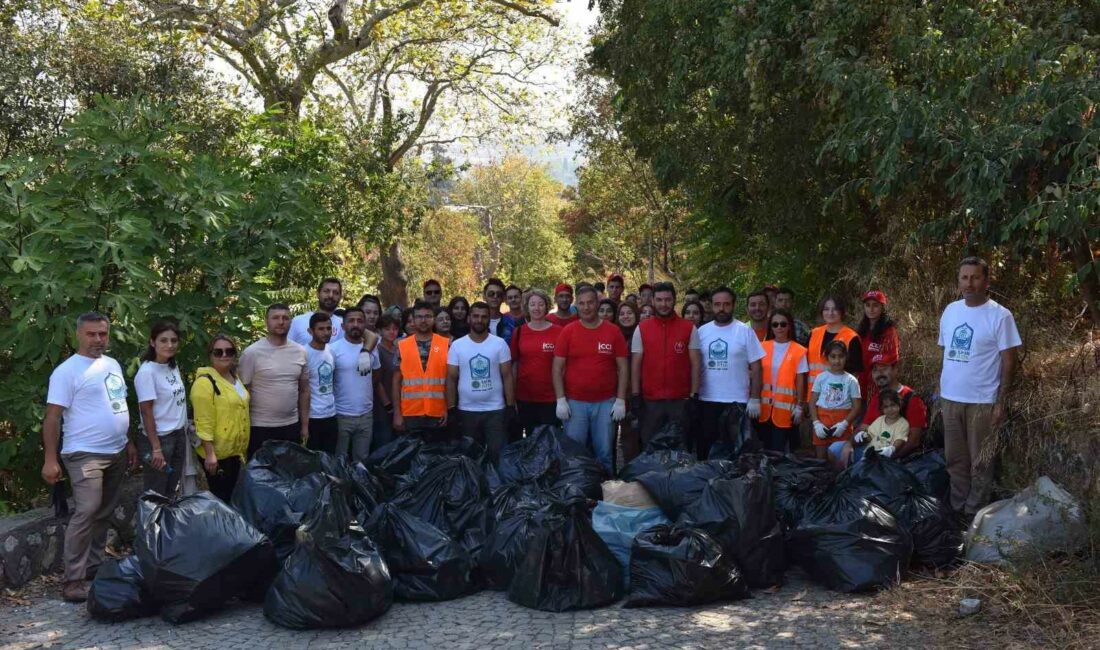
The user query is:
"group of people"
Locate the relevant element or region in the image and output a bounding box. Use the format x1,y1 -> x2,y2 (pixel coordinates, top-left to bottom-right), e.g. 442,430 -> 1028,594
41,257 -> 1020,603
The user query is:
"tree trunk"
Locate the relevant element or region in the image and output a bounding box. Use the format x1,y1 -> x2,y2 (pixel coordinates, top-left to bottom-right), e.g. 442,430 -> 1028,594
1070,234 -> 1100,327
379,240 -> 410,308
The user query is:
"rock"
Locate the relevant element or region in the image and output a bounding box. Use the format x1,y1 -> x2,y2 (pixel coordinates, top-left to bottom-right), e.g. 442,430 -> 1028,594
959,598 -> 981,616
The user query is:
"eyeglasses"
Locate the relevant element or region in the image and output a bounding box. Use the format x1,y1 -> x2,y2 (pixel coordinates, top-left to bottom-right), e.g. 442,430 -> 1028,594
212,348 -> 237,358
485,291 -> 501,298
770,322 -> 790,328
425,289 -> 441,295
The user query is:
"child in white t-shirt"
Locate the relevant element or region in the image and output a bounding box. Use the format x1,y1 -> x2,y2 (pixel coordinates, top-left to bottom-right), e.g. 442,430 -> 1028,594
810,340 -> 862,464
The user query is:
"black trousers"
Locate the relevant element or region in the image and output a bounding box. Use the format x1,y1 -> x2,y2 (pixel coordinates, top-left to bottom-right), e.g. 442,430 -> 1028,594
307,416 -> 339,455
205,456 -> 242,503
639,399 -> 689,450
517,400 -> 559,432
247,423 -> 301,458
757,420 -> 794,453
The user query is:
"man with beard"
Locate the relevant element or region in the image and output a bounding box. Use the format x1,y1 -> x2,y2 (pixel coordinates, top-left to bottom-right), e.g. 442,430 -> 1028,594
853,353 -> 927,458
695,287 -> 765,459
422,279 -> 443,310
393,301 -> 451,439
548,283 -> 577,326
446,301 -> 515,460
240,304 -> 310,457
631,282 -> 702,448
553,285 -> 629,474
289,277 -> 344,346
329,307 -> 382,461
744,289 -> 771,342
305,312 -> 338,454
43,312 -> 138,602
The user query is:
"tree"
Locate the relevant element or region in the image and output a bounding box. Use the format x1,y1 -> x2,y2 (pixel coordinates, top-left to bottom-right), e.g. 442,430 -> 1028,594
142,0 -> 565,306
452,156 -> 574,290
0,98 -> 329,510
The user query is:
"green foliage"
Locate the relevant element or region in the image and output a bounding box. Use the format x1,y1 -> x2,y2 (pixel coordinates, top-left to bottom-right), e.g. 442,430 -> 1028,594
0,97 -> 329,510
591,0 -> 1100,318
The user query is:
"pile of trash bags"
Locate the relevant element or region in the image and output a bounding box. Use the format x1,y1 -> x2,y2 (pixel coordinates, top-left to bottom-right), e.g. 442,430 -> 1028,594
89,424 -> 974,628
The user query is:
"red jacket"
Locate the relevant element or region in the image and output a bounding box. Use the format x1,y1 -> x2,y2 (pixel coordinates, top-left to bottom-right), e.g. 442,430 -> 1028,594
638,314 -> 695,400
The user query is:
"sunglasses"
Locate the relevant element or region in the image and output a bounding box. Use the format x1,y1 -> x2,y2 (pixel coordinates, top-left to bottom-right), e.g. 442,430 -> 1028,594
212,348 -> 237,358
425,289 -> 441,295
770,321 -> 790,328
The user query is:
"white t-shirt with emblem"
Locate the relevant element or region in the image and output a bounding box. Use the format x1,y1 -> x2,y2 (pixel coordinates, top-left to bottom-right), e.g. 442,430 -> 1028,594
938,298 -> 1022,404
697,320 -> 766,403
288,311 -> 344,347
447,334 -> 511,412
330,338 -> 381,417
47,354 -> 130,454
133,360 -> 188,434
306,345 -> 337,419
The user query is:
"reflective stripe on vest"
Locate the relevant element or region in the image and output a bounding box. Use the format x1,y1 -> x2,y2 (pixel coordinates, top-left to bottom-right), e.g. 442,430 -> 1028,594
759,340 -> 807,428
807,326 -> 858,387
398,334 -> 449,417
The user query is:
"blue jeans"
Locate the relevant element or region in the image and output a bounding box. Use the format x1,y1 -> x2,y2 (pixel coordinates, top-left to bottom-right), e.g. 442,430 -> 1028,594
563,398 -> 615,473
828,441 -> 867,467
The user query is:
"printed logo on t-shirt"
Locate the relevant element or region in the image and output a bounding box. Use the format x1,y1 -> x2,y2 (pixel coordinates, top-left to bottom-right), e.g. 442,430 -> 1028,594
706,339 -> 729,370
542,342 -> 555,353
597,342 -> 613,354
104,373 -> 127,414
318,361 -> 334,394
674,341 -> 686,354
948,323 -> 974,362
823,381 -> 846,406
469,354 -> 492,391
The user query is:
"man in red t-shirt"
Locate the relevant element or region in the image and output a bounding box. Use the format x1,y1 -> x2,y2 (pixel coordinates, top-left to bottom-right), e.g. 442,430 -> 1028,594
548,283 -> 578,327
856,353 -> 928,458
552,285 -> 628,473
630,282 -> 701,448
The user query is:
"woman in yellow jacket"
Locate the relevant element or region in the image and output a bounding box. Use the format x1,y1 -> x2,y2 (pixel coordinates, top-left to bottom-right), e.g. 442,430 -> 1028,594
190,334 -> 250,502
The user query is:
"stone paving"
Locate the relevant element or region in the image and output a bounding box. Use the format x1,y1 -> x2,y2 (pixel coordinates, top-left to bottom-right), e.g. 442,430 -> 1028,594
0,568 -> 916,650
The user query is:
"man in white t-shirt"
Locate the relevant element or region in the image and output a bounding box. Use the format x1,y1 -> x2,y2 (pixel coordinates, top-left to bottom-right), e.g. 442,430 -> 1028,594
696,287 -> 765,459
42,312 -> 137,603
447,302 -> 515,460
305,312 -> 338,455
239,304 -> 310,457
330,306 -> 382,462
288,277 -> 345,346
938,256 -> 1022,519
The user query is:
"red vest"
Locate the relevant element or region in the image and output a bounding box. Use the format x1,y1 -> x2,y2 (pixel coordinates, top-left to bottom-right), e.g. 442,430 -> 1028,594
638,314 -> 695,400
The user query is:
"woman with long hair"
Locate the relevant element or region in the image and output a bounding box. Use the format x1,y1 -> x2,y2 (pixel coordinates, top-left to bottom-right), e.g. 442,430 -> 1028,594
757,309 -> 809,453
681,300 -> 705,328
190,334 -> 250,502
509,289 -> 564,433
806,294 -> 863,390
615,300 -> 642,466
447,296 -> 471,338
134,320 -> 188,496
856,290 -> 899,399
597,298 -> 617,323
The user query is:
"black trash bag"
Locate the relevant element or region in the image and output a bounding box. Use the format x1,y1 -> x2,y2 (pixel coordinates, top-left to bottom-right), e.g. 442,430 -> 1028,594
646,421 -> 687,451
620,449 -> 697,482
507,489 -> 623,611
837,449 -> 925,504
770,455 -> 835,530
366,503 -> 475,601
704,403 -> 759,461
551,454 -> 606,500
393,454 -> 490,563
87,555 -> 157,622
787,488 -> 912,593
137,491 -> 276,623
625,524 -> 750,607
347,461 -> 385,520
263,482 -> 393,629
886,489 -> 963,568
231,441 -> 335,562
416,436 -> 487,464
902,449 -> 950,502
678,471 -> 785,588
366,435 -> 424,494
496,425 -> 590,486
480,507 -> 541,591
636,460 -> 739,520
490,482 -> 551,523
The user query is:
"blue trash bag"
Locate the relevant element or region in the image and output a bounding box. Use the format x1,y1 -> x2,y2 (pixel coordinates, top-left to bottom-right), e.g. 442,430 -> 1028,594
592,501 -> 671,589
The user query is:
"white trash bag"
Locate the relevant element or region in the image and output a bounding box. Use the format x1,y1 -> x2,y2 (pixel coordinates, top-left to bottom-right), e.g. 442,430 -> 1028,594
965,476 -> 1085,564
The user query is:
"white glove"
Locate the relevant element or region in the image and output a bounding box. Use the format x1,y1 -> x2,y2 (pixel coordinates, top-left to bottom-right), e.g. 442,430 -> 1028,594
357,350 -> 374,375
746,398 -> 761,419
853,430 -> 869,444
833,420 -> 849,438
813,420 -> 828,439
791,405 -> 803,425
611,398 -> 627,422
556,397 -> 571,421
879,445 -> 895,458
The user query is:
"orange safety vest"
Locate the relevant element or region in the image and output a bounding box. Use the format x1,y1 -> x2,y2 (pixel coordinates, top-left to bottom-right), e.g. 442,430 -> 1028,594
759,340 -> 807,428
807,325 -> 858,388
398,334 -> 449,417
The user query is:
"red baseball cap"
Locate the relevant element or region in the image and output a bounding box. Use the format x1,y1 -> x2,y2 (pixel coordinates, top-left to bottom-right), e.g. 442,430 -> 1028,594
554,283 -> 573,295
607,273 -> 624,284
862,290 -> 888,306
871,352 -> 898,366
